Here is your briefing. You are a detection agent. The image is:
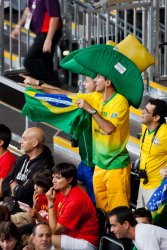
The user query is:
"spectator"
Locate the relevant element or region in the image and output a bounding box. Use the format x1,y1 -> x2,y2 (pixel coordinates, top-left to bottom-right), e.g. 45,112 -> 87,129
32,223 -> 54,250
133,207 -> 153,224
29,169 -> 53,222
11,169 -> 53,234
0,124 -> 16,197
0,221 -> 23,250
77,77 -> 96,204
46,162 -> 99,250
137,99 -> 167,208
132,208 -> 153,250
2,127 -> 54,206
109,206 -> 167,250
24,222 -> 54,250
11,0 -> 62,84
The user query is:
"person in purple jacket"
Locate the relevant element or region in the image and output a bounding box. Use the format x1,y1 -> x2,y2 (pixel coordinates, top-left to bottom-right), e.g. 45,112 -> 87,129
11,0 -> 62,84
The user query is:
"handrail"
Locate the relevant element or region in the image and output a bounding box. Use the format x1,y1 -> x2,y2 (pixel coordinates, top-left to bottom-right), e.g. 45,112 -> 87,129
0,75 -> 25,93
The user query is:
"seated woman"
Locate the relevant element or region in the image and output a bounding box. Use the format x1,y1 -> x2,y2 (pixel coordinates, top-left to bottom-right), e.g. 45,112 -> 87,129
0,221 -> 23,250
47,162 -> 99,250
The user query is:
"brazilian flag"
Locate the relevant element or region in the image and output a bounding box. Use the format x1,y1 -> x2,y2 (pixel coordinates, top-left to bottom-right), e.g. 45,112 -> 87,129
146,179 -> 167,228
21,87 -> 91,140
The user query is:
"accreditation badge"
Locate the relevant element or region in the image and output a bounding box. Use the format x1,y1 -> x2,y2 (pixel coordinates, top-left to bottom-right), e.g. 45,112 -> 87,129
24,12 -> 33,30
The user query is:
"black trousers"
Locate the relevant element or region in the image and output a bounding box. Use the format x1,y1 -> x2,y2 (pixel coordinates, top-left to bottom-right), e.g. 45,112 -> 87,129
24,29 -> 62,84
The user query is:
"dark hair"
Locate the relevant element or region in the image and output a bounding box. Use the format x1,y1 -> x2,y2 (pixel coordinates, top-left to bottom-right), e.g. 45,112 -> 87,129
0,205 -> 10,222
52,163 -> 77,187
32,222 -> 51,236
149,98 -> 167,124
0,124 -> 12,149
33,169 -> 53,192
109,206 -> 137,227
0,221 -> 22,250
133,207 -> 152,223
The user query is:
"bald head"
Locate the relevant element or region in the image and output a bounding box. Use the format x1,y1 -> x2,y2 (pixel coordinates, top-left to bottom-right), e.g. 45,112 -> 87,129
20,127 -> 45,155
25,127 -> 45,143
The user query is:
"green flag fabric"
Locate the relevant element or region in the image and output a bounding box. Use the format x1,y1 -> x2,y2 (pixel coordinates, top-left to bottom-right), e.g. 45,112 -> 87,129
21,87 -> 91,140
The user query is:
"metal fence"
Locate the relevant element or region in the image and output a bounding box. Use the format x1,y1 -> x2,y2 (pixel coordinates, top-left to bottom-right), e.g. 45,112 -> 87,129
0,0 -> 167,85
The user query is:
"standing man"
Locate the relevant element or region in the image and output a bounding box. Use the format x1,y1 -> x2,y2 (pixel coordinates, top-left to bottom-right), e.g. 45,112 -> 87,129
76,74 -> 131,213
109,206 -> 167,250
77,77 -> 96,204
2,127 -> 54,206
137,98 -> 167,208
11,0 -> 62,84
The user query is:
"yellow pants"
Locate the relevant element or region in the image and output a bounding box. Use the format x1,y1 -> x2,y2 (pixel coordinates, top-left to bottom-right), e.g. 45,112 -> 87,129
93,164 -> 131,213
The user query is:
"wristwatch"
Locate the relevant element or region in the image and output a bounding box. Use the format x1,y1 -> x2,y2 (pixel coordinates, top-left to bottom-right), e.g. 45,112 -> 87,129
48,204 -> 54,209
89,109 -> 97,115
38,80 -> 45,86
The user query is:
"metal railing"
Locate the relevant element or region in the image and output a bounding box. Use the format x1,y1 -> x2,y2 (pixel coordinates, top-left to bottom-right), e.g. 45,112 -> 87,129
61,0 -> 167,84
0,0 -> 167,85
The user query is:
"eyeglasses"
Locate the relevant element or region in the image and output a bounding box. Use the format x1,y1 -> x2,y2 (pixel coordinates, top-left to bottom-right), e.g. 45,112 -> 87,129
143,107 -> 154,115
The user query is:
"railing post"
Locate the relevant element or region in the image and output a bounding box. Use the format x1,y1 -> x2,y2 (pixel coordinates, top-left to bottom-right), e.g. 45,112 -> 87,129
0,0 -> 4,75
78,38 -> 86,93
152,0 -> 160,82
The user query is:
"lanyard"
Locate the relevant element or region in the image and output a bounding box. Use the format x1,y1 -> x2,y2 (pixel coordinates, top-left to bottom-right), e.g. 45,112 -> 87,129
32,1 -> 37,10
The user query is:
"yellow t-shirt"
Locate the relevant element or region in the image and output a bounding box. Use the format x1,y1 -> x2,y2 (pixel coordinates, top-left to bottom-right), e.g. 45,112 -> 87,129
140,124 -> 167,189
77,92 -> 130,170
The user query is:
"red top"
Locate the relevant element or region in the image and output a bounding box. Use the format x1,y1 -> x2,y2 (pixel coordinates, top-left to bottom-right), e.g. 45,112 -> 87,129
36,193 -> 48,220
36,193 -> 48,212
0,151 -> 16,178
54,186 -> 99,247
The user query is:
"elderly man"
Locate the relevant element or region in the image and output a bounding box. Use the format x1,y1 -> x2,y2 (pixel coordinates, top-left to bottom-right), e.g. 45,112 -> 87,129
2,127 -> 54,206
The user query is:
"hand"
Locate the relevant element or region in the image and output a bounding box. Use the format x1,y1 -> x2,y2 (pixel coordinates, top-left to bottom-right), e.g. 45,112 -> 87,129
76,99 -> 93,112
160,168 -> 167,178
43,38 -> 52,53
22,244 -> 34,250
10,181 -> 18,196
46,186 -> 56,202
11,26 -> 20,39
33,191 -> 39,208
28,208 -> 38,218
20,74 -> 39,87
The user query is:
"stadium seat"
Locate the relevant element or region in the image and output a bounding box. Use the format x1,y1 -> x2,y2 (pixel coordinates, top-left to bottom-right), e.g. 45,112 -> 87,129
96,208 -> 109,237
99,235 -> 125,250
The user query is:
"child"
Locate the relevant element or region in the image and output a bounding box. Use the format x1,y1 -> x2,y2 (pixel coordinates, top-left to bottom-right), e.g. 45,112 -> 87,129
11,169 -> 53,230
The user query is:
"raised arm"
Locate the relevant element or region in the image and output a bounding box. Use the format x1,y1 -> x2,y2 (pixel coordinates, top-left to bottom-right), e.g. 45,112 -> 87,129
20,74 -> 76,95
46,187 -> 66,234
